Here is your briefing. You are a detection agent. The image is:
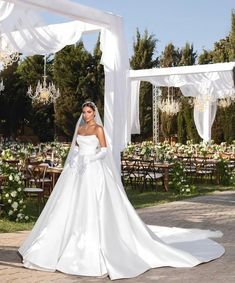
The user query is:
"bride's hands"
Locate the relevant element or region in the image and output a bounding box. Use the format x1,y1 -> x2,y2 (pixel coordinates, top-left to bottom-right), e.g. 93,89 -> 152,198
75,148 -> 107,175
69,146 -> 80,168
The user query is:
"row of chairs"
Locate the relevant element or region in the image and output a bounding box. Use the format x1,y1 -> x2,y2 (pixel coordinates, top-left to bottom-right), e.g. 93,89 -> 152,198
176,156 -> 235,184
178,156 -> 216,183
121,159 -> 163,192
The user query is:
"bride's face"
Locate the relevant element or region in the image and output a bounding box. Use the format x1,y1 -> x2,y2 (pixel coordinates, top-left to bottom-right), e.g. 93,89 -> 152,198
82,106 -> 95,123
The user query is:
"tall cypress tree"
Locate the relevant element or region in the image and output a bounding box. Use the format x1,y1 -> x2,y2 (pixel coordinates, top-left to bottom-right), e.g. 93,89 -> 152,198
160,42 -> 180,67
159,43 -> 180,139
130,29 -> 158,139
198,11 -> 235,143
177,43 -> 199,143
92,34 -> 104,119
228,10 -> 235,61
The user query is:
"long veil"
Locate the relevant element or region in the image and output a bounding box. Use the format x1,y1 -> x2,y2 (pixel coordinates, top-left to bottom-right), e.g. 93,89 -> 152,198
64,105 -> 126,193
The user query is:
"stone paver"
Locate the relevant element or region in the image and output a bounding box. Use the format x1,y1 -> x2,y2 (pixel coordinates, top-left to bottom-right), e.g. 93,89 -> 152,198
0,190 -> 235,283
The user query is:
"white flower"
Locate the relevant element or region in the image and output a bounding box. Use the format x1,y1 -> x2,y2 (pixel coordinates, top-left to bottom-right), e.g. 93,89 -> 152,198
12,201 -> 18,209
10,191 -> 17,197
9,175 -> 13,181
19,199 -> 23,204
8,199 -> 12,204
25,216 -> 29,220
17,213 -> 22,218
8,210 -> 13,216
15,175 -> 20,182
17,188 -> 22,192
5,193 -> 9,198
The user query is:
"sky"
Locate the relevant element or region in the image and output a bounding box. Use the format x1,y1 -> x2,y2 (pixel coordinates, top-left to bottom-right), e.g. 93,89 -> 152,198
43,0 -> 235,58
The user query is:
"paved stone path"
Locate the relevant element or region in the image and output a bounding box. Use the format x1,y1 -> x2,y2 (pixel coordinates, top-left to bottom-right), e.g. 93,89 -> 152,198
0,190 -> 235,283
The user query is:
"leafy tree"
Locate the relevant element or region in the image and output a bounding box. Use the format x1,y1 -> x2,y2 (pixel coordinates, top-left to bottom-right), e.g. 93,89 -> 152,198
130,29 -> 158,139
0,60 -> 31,139
212,37 -> 231,63
53,40 -> 104,138
198,49 -> 213,64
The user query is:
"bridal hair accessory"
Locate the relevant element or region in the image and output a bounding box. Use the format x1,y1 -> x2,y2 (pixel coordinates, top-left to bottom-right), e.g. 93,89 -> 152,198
82,100 -> 97,110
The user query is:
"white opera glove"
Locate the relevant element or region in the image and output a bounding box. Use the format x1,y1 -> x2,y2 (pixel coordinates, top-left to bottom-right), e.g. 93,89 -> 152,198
81,147 -> 107,172
69,146 -> 80,168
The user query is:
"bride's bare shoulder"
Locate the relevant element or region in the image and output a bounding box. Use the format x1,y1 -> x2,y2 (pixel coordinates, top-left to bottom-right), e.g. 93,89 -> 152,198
77,125 -> 85,135
95,125 -> 104,133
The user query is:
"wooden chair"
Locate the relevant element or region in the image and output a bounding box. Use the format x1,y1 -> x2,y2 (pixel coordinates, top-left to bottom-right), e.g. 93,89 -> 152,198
141,160 -> 163,192
24,164 -> 50,213
121,158 -> 145,190
195,157 -> 215,183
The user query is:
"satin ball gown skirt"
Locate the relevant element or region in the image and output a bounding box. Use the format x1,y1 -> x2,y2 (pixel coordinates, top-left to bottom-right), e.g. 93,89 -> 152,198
19,135 -> 224,280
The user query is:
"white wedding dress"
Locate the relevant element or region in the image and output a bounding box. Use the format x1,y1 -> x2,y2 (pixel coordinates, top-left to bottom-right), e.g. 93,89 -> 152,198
19,134 -> 224,280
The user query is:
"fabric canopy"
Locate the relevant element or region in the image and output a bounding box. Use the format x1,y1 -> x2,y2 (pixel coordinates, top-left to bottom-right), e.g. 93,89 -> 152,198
0,0 -> 131,169
128,62 -> 235,142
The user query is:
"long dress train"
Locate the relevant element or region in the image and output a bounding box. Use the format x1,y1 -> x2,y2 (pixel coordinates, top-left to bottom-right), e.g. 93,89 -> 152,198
19,135 -> 224,280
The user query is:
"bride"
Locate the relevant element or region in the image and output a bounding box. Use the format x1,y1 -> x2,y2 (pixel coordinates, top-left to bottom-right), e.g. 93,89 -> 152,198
19,100 -> 224,280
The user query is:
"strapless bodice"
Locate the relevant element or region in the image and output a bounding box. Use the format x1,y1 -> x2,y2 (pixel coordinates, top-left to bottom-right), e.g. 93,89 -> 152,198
76,135 -> 99,155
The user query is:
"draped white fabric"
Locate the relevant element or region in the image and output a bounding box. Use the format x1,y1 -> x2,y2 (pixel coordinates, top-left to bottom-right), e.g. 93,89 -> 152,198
130,80 -> 141,134
0,0 -> 130,170
1,20 -> 101,55
129,62 -> 235,141
0,0 -> 14,21
193,101 -> 217,142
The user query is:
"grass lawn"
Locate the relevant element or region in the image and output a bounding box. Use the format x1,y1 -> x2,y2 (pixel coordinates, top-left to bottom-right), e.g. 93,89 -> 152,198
127,184 -> 234,209
0,183 -> 234,233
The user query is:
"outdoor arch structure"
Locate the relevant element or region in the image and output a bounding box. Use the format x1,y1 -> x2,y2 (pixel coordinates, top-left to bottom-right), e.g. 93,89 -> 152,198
1,1 -> 235,170
128,62 -> 235,142
0,0 -> 131,169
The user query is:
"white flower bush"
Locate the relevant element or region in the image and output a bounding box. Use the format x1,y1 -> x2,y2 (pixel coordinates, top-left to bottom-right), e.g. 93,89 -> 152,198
0,160 -> 29,222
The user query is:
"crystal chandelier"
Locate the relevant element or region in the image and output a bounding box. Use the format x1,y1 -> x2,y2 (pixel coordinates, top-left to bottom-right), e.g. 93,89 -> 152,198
0,79 -> 4,94
0,50 -> 19,69
0,35 -> 19,69
158,87 -> 181,116
27,55 -> 60,104
217,97 -> 232,108
217,89 -> 235,108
